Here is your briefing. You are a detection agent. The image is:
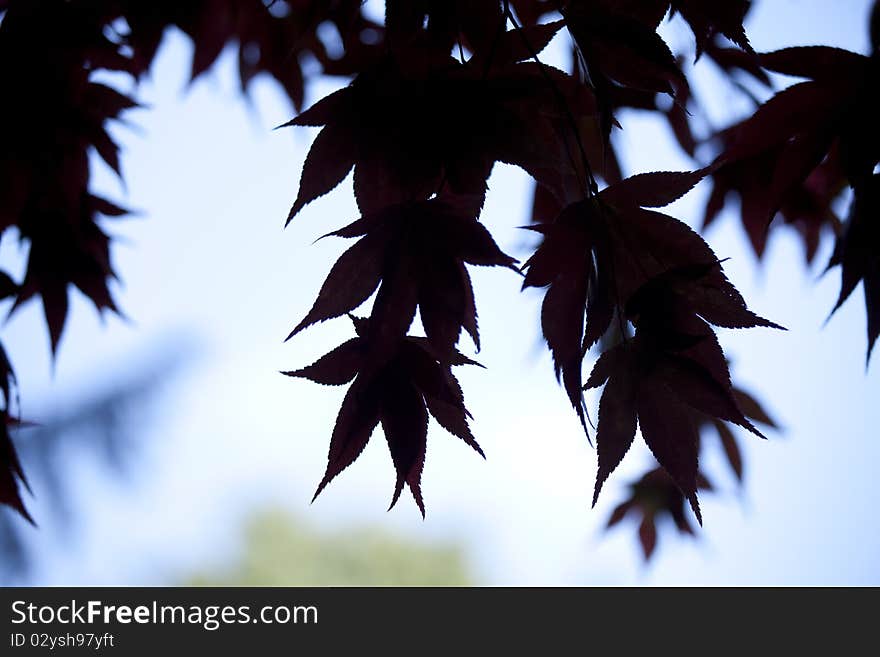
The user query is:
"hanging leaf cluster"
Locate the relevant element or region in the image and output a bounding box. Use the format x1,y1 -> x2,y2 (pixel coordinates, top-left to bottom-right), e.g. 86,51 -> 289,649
0,0 -> 876,560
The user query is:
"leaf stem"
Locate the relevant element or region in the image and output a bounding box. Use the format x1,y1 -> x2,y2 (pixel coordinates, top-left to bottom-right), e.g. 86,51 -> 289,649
504,5 -> 599,198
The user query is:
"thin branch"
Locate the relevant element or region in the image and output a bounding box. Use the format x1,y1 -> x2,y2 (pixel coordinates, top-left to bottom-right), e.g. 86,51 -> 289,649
505,6 -> 599,197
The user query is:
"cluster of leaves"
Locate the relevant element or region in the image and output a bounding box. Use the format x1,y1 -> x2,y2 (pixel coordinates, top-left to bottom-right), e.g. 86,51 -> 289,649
280,0 -> 789,536
1,0 -> 876,561
606,376 -> 776,559
0,0 -> 380,524
707,42 -> 880,360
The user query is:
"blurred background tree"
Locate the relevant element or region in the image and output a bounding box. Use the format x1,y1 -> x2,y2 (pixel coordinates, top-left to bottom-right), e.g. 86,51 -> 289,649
185,508 -> 472,586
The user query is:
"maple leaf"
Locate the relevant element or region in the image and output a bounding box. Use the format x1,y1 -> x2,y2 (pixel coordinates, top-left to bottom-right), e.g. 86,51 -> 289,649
826,174 -> 880,361
670,0 -> 753,59
704,386 -> 778,483
11,194 -> 125,354
524,168 -> 778,438
584,316 -> 765,523
712,46 -> 875,217
704,39 -> 770,89
0,3 -> 138,354
554,52 -> 695,191
606,372 -> 776,557
385,0 -> 505,58
703,137 -> 846,263
521,198 -> 614,431
284,316 -> 483,516
606,467 -> 712,560
5,0 -> 871,555
566,0 -> 754,66
116,0 -> 381,111
708,45 -> 878,357
281,42 -> 595,222
0,420 -> 32,524
583,254 -> 779,517
288,197 -> 516,360
563,0 -> 687,141
0,332 -> 32,524
551,169 -> 782,516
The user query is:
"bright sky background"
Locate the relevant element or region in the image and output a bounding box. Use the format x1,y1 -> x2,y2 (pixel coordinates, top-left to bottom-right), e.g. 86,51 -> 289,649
2,0 -> 878,585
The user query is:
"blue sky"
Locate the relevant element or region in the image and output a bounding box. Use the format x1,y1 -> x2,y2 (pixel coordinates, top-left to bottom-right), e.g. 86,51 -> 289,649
2,0 -> 878,585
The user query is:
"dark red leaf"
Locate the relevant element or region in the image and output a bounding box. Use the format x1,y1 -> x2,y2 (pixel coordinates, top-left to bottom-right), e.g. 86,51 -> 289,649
638,516 -> 657,559
636,376 -> 702,523
733,389 -> 778,428
312,375 -> 382,503
286,122 -> 357,224
604,467 -> 709,561
600,168 -> 710,209
303,323 -> 484,515
657,352 -> 765,439
718,82 -> 843,164
281,87 -> 355,128
827,176 -> 880,361
564,2 -> 686,98
282,339 -> 365,386
1,422 -> 33,524
380,374 -> 429,516
606,500 -> 635,528
714,421 -> 744,482
592,346 -> 637,505
475,20 -> 564,68
671,0 -> 752,57
287,231 -> 386,339
760,47 -> 870,82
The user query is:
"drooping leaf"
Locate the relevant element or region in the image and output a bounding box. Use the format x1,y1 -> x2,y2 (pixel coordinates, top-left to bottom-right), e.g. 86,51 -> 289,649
290,317 -> 484,515
705,43 -> 876,281
281,339 -> 365,386
592,344 -> 637,505
281,51 -> 598,222
0,421 -> 32,524
826,174 -> 880,361
585,257 -> 776,516
287,230 -> 387,339
0,343 -> 31,523
526,168 -> 777,439
290,199 -> 516,359
670,0 -> 753,58
604,467 -> 713,560
564,0 -> 686,98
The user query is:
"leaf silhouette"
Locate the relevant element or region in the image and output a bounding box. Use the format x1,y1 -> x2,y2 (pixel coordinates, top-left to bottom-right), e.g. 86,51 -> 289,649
606,467 -> 713,560
522,199 -> 613,432
720,40 -> 880,351
11,195 -> 123,354
564,1 -> 685,97
292,317 -> 484,516
3,0 -> 872,546
0,421 -> 32,524
585,260 -> 775,518
827,174 -> 880,361
282,51 -> 597,222
0,342 -> 31,523
705,43 -> 878,358
671,0 -> 752,58
703,136 -> 845,263
525,169 -> 778,436
289,198 -> 516,360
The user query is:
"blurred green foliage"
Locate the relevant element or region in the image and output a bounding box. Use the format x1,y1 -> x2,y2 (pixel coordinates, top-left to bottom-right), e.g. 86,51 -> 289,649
186,508 -> 473,586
